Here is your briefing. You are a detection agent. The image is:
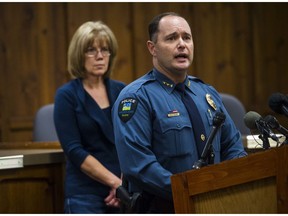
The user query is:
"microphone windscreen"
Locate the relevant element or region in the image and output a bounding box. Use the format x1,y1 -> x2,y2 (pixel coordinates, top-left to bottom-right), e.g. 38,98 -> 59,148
268,93 -> 288,114
213,111 -> 226,126
243,111 -> 261,129
264,115 -> 279,129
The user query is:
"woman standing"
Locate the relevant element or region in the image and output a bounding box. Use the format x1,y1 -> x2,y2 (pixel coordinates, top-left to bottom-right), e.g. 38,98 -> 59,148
54,21 -> 125,213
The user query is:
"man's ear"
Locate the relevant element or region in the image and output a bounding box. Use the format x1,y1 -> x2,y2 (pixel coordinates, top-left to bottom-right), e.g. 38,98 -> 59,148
147,40 -> 156,56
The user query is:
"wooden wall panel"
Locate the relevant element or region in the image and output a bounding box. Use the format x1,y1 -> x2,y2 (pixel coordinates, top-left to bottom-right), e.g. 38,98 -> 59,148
0,2 -> 288,142
252,3 -> 288,111
0,3 -> 67,141
192,3 -> 254,98
250,3 -> 288,126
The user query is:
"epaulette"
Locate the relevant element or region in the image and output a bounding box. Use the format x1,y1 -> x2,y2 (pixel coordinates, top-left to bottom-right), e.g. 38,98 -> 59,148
188,75 -> 205,84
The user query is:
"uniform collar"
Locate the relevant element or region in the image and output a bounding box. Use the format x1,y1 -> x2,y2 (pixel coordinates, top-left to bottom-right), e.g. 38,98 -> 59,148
177,77 -> 196,95
152,68 -> 193,95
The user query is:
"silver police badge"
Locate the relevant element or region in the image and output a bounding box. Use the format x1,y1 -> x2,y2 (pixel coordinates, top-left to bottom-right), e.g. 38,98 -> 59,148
206,94 -> 217,110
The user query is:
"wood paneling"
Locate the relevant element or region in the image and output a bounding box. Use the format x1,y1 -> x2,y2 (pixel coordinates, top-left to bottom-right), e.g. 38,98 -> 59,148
0,2 -> 288,141
192,3 -> 254,97
0,3 -> 67,141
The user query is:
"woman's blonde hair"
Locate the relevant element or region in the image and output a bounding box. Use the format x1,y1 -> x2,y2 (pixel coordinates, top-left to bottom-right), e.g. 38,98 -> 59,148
67,21 -> 118,79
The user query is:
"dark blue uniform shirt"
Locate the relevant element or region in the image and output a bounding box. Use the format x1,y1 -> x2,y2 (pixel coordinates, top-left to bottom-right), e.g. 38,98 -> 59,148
112,69 -> 247,200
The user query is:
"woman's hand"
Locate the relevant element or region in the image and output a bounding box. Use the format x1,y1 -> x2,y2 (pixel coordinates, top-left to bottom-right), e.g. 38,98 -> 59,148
104,188 -> 121,208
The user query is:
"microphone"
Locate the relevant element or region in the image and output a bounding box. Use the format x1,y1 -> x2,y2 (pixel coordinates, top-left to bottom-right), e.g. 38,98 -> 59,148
268,93 -> 288,118
264,115 -> 288,137
192,111 -> 226,169
244,111 -> 279,149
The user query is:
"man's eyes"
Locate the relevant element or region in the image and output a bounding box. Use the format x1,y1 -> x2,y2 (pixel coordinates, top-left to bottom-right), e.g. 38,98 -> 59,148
166,36 -> 191,41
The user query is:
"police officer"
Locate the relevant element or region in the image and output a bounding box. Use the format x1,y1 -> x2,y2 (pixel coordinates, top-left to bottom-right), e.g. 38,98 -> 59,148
112,12 -> 247,213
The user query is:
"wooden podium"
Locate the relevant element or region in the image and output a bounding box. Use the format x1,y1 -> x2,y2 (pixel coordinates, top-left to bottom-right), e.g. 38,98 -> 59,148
171,145 -> 288,213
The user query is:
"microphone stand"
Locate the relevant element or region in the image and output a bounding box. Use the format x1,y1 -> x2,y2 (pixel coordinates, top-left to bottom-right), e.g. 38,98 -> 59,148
193,112 -> 226,169
207,145 -> 215,165
264,115 -> 288,146
256,121 -> 271,149
192,142 -> 215,169
258,134 -> 270,149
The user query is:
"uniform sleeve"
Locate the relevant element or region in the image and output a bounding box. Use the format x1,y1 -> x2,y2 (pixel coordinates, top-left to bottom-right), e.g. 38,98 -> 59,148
112,91 -> 173,200
220,106 -> 248,160
54,88 -> 89,168
209,88 -> 248,160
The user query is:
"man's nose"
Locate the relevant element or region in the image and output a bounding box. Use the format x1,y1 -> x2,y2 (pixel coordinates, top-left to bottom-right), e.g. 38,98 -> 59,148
177,40 -> 185,49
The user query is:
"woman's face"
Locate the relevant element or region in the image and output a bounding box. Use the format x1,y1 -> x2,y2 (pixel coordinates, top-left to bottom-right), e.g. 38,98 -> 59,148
84,39 -> 110,78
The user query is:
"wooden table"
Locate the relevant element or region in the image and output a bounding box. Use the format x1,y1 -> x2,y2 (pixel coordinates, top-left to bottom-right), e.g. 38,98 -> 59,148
0,142 -> 65,213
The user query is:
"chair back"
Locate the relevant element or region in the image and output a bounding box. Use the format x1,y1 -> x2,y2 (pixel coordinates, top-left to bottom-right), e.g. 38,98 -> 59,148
33,104 -> 58,141
220,93 -> 250,135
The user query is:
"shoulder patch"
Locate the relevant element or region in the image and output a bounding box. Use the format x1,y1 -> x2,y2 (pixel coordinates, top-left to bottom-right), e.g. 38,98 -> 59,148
118,97 -> 138,123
